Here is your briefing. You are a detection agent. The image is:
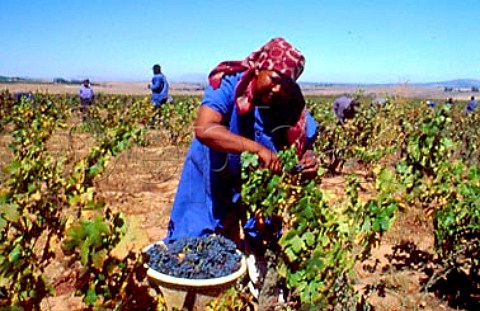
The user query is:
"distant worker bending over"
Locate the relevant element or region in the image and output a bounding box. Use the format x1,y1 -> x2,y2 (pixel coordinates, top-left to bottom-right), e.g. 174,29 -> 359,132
427,100 -> 437,108
333,95 -> 359,127
14,92 -> 34,103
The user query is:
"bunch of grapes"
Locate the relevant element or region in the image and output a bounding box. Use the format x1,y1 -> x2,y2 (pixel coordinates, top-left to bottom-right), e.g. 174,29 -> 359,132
146,235 -> 242,279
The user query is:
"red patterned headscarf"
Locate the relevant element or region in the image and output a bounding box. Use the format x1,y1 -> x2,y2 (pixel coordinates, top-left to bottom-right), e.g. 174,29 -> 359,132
208,37 -> 308,155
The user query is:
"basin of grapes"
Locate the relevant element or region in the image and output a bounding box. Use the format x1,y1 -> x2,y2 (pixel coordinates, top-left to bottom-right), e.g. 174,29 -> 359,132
144,235 -> 247,310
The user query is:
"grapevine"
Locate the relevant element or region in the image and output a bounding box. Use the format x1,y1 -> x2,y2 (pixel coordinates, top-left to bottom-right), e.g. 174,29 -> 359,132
240,147 -> 397,308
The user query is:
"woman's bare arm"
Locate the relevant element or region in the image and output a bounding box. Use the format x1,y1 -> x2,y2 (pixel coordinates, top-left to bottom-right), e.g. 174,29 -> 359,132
194,105 -> 281,173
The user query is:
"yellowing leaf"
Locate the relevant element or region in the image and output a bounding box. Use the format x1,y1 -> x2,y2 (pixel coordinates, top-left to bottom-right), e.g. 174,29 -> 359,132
110,216 -> 149,260
30,192 -> 41,202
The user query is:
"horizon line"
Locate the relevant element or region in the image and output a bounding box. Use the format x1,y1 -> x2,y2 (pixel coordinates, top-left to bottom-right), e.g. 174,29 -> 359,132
1,75 -> 479,87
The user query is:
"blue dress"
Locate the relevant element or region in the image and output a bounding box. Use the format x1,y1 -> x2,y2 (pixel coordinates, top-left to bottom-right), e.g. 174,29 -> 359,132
165,72 -> 318,242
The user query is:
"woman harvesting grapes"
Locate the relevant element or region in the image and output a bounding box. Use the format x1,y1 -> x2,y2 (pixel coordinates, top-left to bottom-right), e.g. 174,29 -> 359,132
166,37 -> 318,242
164,39 -> 319,288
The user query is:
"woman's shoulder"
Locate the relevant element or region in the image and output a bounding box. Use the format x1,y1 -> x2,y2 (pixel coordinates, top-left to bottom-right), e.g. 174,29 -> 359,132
202,72 -> 243,115
204,72 -> 243,97
215,72 -> 243,90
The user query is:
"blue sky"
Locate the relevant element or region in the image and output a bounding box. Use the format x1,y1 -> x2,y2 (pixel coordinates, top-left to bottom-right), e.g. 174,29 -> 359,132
1,0 -> 479,84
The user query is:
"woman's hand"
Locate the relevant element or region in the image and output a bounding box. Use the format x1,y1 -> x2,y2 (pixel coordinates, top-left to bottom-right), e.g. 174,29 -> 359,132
299,149 -> 319,178
257,147 -> 282,174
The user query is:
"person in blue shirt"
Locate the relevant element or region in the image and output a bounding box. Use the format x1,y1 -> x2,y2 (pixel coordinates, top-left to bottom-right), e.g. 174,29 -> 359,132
464,96 -> 477,115
165,37 -> 319,246
148,64 -> 169,107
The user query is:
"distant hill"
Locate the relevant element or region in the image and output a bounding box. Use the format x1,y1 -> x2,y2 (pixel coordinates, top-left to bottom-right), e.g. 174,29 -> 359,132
420,79 -> 480,88
0,76 -> 39,83
0,76 -> 99,86
300,79 -> 480,88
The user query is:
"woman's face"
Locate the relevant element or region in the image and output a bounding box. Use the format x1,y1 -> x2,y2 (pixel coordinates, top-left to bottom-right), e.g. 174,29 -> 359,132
254,70 -> 294,106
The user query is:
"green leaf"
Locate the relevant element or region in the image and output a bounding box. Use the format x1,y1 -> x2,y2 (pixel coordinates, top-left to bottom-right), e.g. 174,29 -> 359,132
379,217 -> 392,231
361,218 -> 371,232
0,203 -> 20,222
303,231 -> 316,247
0,217 -> 6,230
284,247 -> 298,262
88,165 -> 99,177
319,234 -> 330,247
84,288 -> 98,305
290,235 -> 304,254
81,237 -> 91,265
9,244 -> 21,263
287,270 -> 304,287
